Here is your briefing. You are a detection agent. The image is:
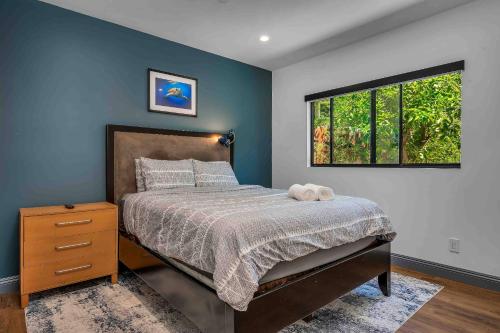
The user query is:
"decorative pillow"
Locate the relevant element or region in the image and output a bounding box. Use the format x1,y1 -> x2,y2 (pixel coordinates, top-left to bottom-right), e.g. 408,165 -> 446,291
192,160 -> 239,187
140,158 -> 195,191
134,159 -> 146,192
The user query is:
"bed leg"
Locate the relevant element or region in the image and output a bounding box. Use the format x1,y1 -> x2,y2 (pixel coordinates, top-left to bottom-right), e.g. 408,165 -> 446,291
378,271 -> 391,297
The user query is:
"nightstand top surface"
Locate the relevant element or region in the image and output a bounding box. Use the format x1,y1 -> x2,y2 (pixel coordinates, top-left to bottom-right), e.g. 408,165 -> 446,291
20,202 -> 117,217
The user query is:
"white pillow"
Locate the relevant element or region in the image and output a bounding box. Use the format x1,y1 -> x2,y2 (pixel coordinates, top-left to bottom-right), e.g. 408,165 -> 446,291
134,159 -> 146,192
140,158 -> 195,191
192,160 -> 239,187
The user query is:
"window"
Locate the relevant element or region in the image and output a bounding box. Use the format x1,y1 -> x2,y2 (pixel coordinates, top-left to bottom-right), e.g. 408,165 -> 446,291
402,73 -> 462,164
307,61 -> 463,168
376,85 -> 400,164
312,99 -> 331,164
333,91 -> 371,164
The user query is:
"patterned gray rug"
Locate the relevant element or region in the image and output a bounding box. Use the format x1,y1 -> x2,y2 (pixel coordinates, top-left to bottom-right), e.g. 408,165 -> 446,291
25,271 -> 442,333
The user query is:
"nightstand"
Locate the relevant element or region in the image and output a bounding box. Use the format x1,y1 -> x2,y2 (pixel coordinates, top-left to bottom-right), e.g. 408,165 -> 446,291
19,202 -> 118,308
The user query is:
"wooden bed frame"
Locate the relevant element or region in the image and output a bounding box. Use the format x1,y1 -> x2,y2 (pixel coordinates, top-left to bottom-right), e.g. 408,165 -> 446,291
106,124 -> 391,333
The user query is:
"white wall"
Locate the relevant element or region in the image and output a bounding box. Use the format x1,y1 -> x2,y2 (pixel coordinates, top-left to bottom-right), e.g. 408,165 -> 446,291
272,0 -> 500,277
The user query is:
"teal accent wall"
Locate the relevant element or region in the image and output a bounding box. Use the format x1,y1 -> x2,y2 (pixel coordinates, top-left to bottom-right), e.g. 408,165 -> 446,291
0,0 -> 272,278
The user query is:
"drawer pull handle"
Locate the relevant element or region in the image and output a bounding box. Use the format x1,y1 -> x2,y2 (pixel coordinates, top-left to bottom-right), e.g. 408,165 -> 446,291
55,241 -> 92,251
55,264 -> 92,275
55,219 -> 92,227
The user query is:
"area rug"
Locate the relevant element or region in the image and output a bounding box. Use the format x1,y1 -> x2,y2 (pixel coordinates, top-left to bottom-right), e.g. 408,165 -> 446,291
25,271 -> 442,333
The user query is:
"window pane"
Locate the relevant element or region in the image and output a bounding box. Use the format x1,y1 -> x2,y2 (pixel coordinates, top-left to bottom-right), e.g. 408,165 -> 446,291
333,91 -> 371,164
376,85 -> 400,164
402,73 -> 461,164
312,99 -> 331,164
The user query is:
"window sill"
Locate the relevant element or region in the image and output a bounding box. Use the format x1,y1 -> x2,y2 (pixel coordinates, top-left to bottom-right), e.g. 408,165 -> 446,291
310,163 -> 461,168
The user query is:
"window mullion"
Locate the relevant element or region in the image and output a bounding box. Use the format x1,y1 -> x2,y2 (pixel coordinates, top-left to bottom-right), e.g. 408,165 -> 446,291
310,102 -> 315,166
370,90 -> 377,164
329,98 -> 334,164
399,84 -> 403,165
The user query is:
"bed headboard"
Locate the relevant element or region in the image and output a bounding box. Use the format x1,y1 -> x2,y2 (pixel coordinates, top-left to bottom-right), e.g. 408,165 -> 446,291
106,124 -> 233,203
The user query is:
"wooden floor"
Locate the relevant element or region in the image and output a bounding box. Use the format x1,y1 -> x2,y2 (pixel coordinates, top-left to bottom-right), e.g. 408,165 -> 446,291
393,266 -> 500,333
1,265 -> 499,333
0,292 -> 26,333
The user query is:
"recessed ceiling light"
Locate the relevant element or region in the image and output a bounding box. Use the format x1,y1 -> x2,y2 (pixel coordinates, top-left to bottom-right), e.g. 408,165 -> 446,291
259,35 -> 270,42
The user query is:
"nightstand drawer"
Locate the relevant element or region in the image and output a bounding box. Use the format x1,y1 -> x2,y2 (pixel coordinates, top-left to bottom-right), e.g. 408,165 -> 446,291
24,230 -> 116,267
23,254 -> 116,293
24,209 -> 116,241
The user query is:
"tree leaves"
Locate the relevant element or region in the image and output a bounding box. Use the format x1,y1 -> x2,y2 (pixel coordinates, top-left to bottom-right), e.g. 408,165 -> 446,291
403,72 -> 461,163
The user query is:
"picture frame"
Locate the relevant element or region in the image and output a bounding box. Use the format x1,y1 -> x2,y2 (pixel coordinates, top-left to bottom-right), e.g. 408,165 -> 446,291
148,68 -> 198,117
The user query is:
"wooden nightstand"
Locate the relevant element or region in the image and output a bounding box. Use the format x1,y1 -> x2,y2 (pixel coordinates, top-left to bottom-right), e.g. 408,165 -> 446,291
19,202 -> 118,308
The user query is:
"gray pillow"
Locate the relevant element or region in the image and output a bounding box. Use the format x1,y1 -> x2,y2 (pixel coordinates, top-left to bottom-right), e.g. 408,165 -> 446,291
140,157 -> 195,191
134,159 -> 146,192
192,160 -> 239,187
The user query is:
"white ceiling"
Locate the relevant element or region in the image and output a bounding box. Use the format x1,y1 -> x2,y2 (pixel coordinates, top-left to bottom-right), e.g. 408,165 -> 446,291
40,0 -> 474,70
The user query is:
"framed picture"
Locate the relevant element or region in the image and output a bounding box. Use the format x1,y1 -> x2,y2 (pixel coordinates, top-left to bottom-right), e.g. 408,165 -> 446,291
148,68 -> 197,117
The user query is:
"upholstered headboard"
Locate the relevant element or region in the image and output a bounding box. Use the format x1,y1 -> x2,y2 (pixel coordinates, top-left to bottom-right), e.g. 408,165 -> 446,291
106,125 -> 232,203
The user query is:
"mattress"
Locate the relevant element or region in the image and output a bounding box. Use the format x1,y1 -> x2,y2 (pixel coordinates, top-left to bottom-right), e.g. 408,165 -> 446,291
122,185 -> 395,310
160,236 -> 377,290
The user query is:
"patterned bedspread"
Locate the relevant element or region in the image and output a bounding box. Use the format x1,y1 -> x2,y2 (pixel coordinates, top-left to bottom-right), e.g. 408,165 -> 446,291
122,185 -> 395,311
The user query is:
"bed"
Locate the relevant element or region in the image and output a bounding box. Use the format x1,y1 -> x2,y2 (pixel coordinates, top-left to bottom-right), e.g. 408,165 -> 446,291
106,124 -> 395,333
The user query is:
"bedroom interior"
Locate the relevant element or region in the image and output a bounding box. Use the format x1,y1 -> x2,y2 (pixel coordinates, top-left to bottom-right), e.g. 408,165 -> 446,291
1,0 -> 499,332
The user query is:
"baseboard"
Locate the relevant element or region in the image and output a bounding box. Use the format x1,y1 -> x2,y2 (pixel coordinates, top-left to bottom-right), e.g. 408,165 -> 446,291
392,253 -> 500,292
0,275 -> 19,294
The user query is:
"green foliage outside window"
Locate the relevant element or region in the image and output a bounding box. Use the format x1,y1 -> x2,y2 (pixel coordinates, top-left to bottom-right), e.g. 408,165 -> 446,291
311,72 -> 461,166
376,85 -> 400,164
312,99 -> 331,164
333,91 -> 371,164
402,73 -> 461,164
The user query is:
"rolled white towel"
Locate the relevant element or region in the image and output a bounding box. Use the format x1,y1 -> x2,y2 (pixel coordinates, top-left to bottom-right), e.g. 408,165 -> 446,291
305,183 -> 335,201
288,184 -> 317,201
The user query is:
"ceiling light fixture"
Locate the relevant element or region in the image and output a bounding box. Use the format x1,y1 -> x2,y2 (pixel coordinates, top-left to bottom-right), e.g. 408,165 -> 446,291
259,35 -> 270,42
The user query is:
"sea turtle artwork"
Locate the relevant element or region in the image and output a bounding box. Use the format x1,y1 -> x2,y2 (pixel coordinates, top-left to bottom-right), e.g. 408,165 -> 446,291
149,69 -> 197,116
166,87 -> 189,101
153,77 -> 192,109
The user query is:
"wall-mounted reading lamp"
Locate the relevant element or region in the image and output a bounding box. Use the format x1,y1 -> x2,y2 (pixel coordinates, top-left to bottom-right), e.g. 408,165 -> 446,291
218,129 -> 235,147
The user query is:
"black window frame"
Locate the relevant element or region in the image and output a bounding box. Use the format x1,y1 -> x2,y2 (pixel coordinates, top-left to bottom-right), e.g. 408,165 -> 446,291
306,61 -> 464,168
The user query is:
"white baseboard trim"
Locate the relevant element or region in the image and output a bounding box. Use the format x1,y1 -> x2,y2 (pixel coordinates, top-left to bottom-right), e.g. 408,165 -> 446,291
0,275 -> 19,294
